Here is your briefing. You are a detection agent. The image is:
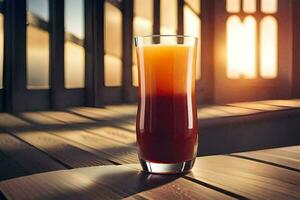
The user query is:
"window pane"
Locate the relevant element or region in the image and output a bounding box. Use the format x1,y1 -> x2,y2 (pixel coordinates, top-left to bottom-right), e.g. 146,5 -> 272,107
64,0 -> 85,89
0,14 -> 3,89
185,0 -> 200,14
132,0 -> 153,86
26,26 -> 50,89
160,0 -> 177,35
227,16 -> 256,79
261,0 -> 277,14
260,16 -> 277,78
27,0 -> 49,21
26,0 -> 49,89
184,5 -> 201,80
105,2 -> 122,57
226,0 -> 240,13
65,42 -> 85,88
243,0 -> 256,13
105,3 -> 122,87
104,55 -> 122,87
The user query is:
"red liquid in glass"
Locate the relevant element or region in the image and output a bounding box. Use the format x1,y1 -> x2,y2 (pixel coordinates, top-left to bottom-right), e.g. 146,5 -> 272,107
136,45 -> 198,163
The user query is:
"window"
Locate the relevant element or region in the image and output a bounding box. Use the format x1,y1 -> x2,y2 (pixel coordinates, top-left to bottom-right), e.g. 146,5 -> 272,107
132,0 -> 153,87
160,0 -> 177,43
226,0 -> 278,79
26,0 -> 50,89
104,2 -> 122,87
0,12 -> 3,89
184,0 -> 201,79
64,0 -> 85,88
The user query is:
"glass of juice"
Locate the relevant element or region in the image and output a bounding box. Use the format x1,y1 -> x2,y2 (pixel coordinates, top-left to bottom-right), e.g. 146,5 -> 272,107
134,35 -> 198,174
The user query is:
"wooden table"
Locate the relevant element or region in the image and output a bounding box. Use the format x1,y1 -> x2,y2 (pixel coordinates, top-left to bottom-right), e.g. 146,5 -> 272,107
0,146 -> 299,200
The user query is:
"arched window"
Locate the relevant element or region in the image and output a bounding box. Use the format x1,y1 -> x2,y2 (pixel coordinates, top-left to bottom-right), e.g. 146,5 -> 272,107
226,0 -> 278,79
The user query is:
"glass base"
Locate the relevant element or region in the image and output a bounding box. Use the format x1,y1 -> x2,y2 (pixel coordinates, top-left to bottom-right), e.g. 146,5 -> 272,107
140,158 -> 195,174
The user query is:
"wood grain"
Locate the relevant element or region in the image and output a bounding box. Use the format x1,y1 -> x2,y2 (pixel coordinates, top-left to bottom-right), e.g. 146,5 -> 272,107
0,165 -> 234,200
188,155 -> 300,200
233,146 -> 300,171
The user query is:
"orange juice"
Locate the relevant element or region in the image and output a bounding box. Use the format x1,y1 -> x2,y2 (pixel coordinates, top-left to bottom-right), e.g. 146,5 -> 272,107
136,44 -> 198,163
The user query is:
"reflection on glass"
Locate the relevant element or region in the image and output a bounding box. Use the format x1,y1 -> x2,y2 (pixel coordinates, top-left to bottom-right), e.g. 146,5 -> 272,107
64,0 -> 85,88
261,0 -> 277,14
160,0 -> 177,36
227,16 -> 256,79
26,0 -> 49,89
0,14 -> 3,89
243,0 -> 256,13
260,16 -> 277,78
27,0 -> 49,21
105,2 -> 122,86
184,5 -> 201,80
132,0 -> 153,86
226,0 -> 240,13
105,55 -> 122,87
185,0 -> 200,14
26,26 -> 50,89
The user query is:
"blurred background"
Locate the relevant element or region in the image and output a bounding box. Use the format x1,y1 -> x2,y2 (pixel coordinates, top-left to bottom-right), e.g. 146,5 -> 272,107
0,0 -> 299,112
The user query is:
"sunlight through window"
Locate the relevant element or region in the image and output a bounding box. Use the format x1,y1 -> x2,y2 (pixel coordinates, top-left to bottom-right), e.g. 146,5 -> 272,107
104,2 -> 122,87
227,16 -> 256,79
243,0 -> 256,13
160,0 -> 177,43
184,5 -> 201,80
132,0 -> 153,87
64,0 -> 85,89
260,16 -> 277,78
26,0 -> 49,89
227,0 -> 240,13
261,0 -> 277,14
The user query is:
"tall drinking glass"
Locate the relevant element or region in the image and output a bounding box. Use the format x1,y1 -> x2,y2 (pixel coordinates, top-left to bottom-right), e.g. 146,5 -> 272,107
134,35 -> 198,174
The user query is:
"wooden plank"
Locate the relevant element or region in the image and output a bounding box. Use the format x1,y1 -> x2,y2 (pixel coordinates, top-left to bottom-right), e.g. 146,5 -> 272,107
0,113 -> 110,168
0,131 -> 66,176
0,165 -> 234,200
25,111 -> 138,164
233,146 -> 300,171
0,150 -> 28,181
228,101 -> 287,111
188,155 -> 300,200
261,99 -> 300,108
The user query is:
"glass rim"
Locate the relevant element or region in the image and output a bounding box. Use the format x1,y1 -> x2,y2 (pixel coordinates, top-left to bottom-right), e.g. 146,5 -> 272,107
134,34 -> 198,40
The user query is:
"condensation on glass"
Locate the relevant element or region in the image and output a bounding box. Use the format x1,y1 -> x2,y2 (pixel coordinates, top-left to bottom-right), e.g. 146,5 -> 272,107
64,0 -> 85,89
184,2 -> 201,80
0,14 -> 3,89
226,0 -> 278,79
104,2 -> 122,87
26,0 -> 50,89
132,0 -> 153,87
160,0 -> 177,40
